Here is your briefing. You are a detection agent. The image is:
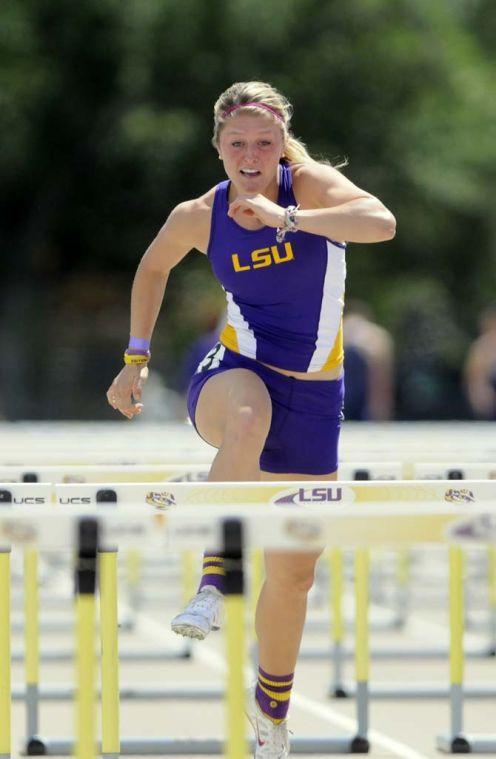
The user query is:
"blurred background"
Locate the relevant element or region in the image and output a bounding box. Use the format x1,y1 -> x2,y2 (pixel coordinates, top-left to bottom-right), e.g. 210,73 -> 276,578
1,0 -> 495,422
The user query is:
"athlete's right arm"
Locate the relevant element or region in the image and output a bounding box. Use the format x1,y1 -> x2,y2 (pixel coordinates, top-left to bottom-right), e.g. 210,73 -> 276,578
129,201 -> 200,340
106,200 -> 205,419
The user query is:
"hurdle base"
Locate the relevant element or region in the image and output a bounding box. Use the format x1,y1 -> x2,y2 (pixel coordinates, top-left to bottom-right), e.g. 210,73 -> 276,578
12,646 -> 191,663
437,734 -> 496,754
332,686 -> 351,699
25,736 -> 46,755
335,682 -> 496,700
26,734 -> 368,755
11,616 -> 135,634
16,682 -> 223,701
300,644 -> 494,661
436,734 -> 471,753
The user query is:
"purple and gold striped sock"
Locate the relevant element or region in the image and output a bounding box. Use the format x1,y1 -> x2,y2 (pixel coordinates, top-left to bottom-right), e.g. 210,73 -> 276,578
198,552 -> 225,593
255,667 -> 294,724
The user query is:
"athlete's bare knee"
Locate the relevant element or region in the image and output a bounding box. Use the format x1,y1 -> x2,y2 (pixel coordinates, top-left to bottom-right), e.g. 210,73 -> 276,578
224,402 -> 271,450
266,563 -> 317,595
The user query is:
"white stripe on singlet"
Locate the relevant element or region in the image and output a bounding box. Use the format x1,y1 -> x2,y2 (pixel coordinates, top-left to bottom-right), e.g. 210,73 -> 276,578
307,240 -> 346,372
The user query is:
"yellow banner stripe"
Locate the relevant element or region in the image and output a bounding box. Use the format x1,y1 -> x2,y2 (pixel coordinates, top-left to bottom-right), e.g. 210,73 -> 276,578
259,673 -> 293,688
258,683 -> 291,701
203,567 -> 225,576
203,556 -> 224,564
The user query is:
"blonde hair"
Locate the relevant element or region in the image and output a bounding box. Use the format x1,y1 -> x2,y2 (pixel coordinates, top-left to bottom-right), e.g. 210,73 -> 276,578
213,81 -> 345,168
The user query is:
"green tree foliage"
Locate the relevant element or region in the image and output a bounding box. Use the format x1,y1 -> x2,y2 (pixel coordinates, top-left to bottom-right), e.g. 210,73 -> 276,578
0,0 -> 494,418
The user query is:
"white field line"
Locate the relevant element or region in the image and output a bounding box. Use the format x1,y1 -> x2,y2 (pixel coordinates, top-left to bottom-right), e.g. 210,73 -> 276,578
134,609 -> 430,759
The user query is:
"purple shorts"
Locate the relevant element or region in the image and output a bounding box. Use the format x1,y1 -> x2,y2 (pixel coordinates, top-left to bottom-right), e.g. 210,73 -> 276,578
186,343 -> 344,475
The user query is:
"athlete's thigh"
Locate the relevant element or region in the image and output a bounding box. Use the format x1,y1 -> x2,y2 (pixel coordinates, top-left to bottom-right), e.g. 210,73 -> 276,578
195,368 -> 272,448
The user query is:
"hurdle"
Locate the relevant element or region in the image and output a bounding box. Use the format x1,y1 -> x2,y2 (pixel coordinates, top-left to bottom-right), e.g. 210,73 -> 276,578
5,462 -> 495,640
303,465 -> 496,701
0,501 -> 247,757
0,464 -> 210,484
3,420 -> 496,470
2,479 -> 496,753
2,481 -> 192,660
1,485 -> 366,755
0,484 -> 222,755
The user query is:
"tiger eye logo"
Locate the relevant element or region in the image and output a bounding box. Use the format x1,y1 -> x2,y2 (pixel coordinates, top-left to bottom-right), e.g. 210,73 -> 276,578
145,491 -> 176,510
1,520 -> 37,543
444,489 -> 475,503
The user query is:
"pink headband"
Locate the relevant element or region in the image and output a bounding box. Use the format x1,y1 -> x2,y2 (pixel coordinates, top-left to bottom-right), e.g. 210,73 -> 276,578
222,102 -> 284,123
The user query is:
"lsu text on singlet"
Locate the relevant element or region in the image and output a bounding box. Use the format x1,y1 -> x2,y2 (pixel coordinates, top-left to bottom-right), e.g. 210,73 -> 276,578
207,162 -> 346,373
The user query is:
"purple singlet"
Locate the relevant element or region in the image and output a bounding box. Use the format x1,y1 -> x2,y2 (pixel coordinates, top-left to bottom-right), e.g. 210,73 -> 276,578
207,162 -> 346,373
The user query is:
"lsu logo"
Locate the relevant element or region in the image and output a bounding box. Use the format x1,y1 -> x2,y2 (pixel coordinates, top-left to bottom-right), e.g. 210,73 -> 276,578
445,488 -> 475,504
446,514 -> 496,543
273,487 -> 344,506
232,242 -> 294,272
145,491 -> 176,510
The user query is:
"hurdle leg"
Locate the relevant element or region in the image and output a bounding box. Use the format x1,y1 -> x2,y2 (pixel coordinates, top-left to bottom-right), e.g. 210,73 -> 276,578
353,548 -> 370,752
181,549 -> 196,605
223,519 -> 247,759
250,549 -> 264,634
393,550 -> 410,629
180,550 -> 196,658
75,518 -> 99,759
248,549 -> 263,669
125,549 -> 142,619
0,548 -> 11,759
487,547 -> 496,655
24,548 -> 40,745
329,548 -> 347,698
100,549 -> 120,759
437,546 -> 469,753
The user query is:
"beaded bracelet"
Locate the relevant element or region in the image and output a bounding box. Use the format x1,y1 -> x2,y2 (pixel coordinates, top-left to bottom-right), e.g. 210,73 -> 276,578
276,204 -> 299,243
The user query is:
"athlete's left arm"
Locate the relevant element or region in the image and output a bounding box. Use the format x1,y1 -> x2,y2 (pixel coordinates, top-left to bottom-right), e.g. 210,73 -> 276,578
294,163 -> 396,243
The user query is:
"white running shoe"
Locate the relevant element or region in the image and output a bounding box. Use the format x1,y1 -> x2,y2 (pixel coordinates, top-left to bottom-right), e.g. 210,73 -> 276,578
246,687 -> 290,758
170,585 -> 223,640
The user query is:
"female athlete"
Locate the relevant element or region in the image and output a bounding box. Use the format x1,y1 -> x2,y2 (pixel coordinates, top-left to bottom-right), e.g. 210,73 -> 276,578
107,81 -> 396,757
